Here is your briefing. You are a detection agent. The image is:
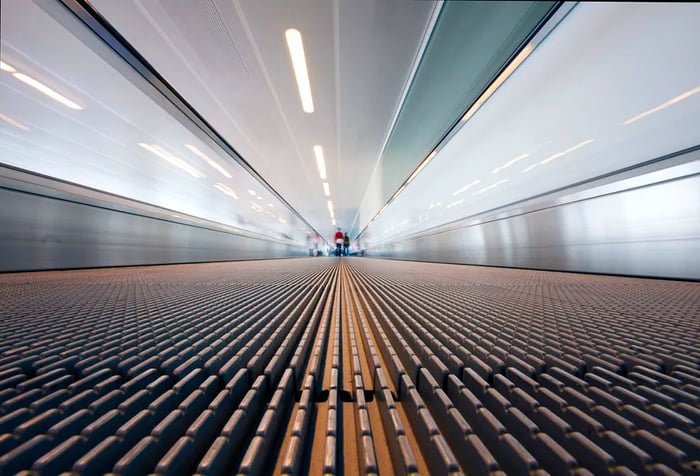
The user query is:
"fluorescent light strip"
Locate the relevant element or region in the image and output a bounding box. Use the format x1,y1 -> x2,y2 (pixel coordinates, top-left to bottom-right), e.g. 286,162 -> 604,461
406,149 -> 438,186
139,143 -> 204,178
13,73 -> 82,110
185,144 -> 231,178
332,219 -> 336,226
285,29 -> 314,113
215,183 -> 239,199
0,112 -> 30,130
0,61 -> 16,72
322,182 -> 330,196
624,85 -> 700,125
327,200 -> 334,212
314,145 -> 327,180
248,189 -> 256,195
446,199 -> 464,209
453,180 -> 480,196
462,44 -> 534,124
493,153 -> 529,173
392,185 -> 406,201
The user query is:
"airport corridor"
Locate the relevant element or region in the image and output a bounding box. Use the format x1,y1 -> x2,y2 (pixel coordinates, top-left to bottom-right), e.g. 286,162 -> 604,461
0,258 -> 698,475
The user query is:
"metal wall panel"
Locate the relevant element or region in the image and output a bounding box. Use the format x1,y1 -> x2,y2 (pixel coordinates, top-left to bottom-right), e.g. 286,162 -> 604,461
0,186 -> 304,272
369,173 -> 700,280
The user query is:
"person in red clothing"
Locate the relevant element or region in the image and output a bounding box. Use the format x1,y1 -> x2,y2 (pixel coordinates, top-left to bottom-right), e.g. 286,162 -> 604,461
334,228 -> 344,256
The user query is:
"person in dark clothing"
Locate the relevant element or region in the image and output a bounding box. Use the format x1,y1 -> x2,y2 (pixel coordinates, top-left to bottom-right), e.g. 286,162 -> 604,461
334,228 -> 344,256
343,233 -> 350,256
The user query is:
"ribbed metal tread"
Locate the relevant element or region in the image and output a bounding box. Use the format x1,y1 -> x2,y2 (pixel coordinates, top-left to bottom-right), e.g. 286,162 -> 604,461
0,258 -> 698,475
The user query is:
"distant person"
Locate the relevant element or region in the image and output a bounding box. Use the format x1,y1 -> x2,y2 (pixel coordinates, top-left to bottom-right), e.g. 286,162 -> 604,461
343,233 -> 350,256
334,228 -> 344,256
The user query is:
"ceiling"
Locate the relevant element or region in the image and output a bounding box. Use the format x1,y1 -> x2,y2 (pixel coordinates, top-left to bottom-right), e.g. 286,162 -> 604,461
86,0 -> 438,241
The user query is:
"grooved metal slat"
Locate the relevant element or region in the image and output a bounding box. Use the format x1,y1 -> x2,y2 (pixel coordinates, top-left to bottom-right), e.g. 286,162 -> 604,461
0,258 -> 698,475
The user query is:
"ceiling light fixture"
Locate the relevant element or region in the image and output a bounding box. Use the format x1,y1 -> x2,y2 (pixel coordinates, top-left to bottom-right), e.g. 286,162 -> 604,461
0,61 -> 17,72
248,189 -> 256,195
332,219 -> 336,226
0,112 -> 30,130
285,28 -> 314,113
185,144 -> 231,178
314,145 -> 327,180
139,143 -> 204,178
327,200 -> 333,212
322,182 -> 330,196
13,73 -> 82,110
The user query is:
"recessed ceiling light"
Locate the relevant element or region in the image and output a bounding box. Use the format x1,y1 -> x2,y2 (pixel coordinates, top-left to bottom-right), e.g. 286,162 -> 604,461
327,200 -> 333,212
285,28 -> 314,113
314,145 -> 326,180
13,73 -> 82,110
248,189 -> 256,195
322,182 -> 330,196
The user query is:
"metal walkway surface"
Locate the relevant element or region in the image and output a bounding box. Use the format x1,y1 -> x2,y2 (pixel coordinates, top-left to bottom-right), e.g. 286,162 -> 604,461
0,258 -> 698,475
